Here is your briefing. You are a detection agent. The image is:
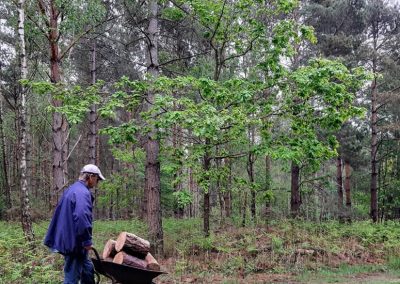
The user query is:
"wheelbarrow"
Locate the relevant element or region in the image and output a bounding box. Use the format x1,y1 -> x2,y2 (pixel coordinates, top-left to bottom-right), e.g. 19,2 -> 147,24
91,248 -> 166,284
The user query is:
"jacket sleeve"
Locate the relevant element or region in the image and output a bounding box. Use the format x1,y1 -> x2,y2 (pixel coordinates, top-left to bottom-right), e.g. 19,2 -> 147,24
72,189 -> 93,247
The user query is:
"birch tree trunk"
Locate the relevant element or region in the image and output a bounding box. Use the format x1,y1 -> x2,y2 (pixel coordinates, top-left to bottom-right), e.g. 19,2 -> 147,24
144,0 -> 163,255
17,0 -> 35,242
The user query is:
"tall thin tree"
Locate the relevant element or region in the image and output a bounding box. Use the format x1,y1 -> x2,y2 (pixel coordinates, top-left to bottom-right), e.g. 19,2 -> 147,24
17,0 -> 34,242
144,0 -> 163,255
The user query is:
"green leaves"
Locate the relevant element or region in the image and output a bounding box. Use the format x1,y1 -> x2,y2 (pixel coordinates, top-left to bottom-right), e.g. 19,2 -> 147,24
27,80 -> 104,125
162,7 -> 186,21
172,190 -> 193,209
56,0 -> 106,35
271,58 -> 370,169
100,122 -> 138,145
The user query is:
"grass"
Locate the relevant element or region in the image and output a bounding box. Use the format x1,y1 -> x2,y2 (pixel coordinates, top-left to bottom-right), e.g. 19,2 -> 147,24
1,219 -> 400,283
298,264 -> 400,283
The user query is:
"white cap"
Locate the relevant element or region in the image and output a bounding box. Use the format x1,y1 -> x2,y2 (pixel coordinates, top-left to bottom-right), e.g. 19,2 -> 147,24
80,164 -> 105,180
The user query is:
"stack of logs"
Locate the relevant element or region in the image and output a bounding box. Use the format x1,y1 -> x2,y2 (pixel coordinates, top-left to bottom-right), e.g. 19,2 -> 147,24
102,232 -> 160,271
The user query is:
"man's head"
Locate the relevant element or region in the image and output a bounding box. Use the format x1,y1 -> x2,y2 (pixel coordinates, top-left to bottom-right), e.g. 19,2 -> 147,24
79,164 -> 105,188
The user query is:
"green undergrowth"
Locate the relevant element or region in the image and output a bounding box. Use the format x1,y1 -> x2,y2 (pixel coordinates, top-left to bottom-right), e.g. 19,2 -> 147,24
1,219 -> 400,283
298,263 -> 400,283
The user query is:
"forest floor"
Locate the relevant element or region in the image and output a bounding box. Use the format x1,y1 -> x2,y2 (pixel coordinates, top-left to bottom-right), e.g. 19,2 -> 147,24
155,272 -> 400,283
155,258 -> 400,284
2,219 -> 400,283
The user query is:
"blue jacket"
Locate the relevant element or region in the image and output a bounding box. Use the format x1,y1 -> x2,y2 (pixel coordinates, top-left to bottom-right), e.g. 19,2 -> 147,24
44,181 -> 93,255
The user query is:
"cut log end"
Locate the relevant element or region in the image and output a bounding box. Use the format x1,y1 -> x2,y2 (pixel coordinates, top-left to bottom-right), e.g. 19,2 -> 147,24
145,252 -> 160,271
102,239 -> 117,259
113,251 -> 124,264
115,232 -> 127,252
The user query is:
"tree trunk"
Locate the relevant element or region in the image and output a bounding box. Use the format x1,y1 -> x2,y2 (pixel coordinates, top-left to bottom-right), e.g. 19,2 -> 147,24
247,126 -> 256,222
370,75 -> 378,222
144,0 -> 163,256
224,158 -> 232,218
203,141 -> 211,237
336,157 -> 343,220
17,0 -> 35,243
46,1 -> 69,208
290,163 -> 301,217
242,191 -> 247,227
0,98 -> 11,210
247,152 -> 255,222
264,155 -> 272,218
344,160 -> 352,215
172,124 -> 183,218
89,41 -> 100,218
188,166 -> 200,218
89,41 -> 98,165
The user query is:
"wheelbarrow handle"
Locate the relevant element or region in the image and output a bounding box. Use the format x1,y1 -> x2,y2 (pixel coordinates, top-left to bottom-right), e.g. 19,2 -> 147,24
91,247 -> 102,262
90,247 -> 102,284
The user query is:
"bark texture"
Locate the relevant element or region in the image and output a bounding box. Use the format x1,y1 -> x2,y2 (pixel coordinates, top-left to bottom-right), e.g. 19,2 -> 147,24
113,252 -> 147,269
0,98 -> 11,210
344,160 -> 352,208
370,76 -> 378,222
89,41 -> 98,165
290,163 -> 301,217
144,0 -> 163,255
44,0 -> 69,208
203,143 -> 211,236
18,0 -> 35,243
336,157 -> 343,218
115,232 -> 150,256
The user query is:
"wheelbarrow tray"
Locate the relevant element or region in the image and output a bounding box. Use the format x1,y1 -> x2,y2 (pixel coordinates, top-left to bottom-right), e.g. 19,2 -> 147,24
92,257 -> 166,284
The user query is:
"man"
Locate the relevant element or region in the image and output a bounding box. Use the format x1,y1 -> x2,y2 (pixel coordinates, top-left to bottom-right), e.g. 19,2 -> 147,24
44,164 -> 105,284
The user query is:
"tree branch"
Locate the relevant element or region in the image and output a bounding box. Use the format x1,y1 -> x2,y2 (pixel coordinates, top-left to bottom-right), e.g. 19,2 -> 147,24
59,15 -> 121,61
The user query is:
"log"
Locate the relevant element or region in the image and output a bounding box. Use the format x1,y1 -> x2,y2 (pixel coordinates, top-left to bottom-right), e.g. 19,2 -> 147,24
104,257 -> 114,262
145,252 -> 160,271
115,232 -> 150,256
113,252 -> 147,269
102,239 -> 117,259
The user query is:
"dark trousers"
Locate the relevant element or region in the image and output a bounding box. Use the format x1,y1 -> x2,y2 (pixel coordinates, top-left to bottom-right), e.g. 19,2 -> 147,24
64,251 -> 94,284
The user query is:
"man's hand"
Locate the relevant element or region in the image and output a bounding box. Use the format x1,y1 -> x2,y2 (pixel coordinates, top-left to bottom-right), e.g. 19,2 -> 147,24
84,245 -> 93,251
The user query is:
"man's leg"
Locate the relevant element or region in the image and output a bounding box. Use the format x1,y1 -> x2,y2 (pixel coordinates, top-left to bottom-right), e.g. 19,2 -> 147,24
80,252 -> 95,284
64,255 -> 81,284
